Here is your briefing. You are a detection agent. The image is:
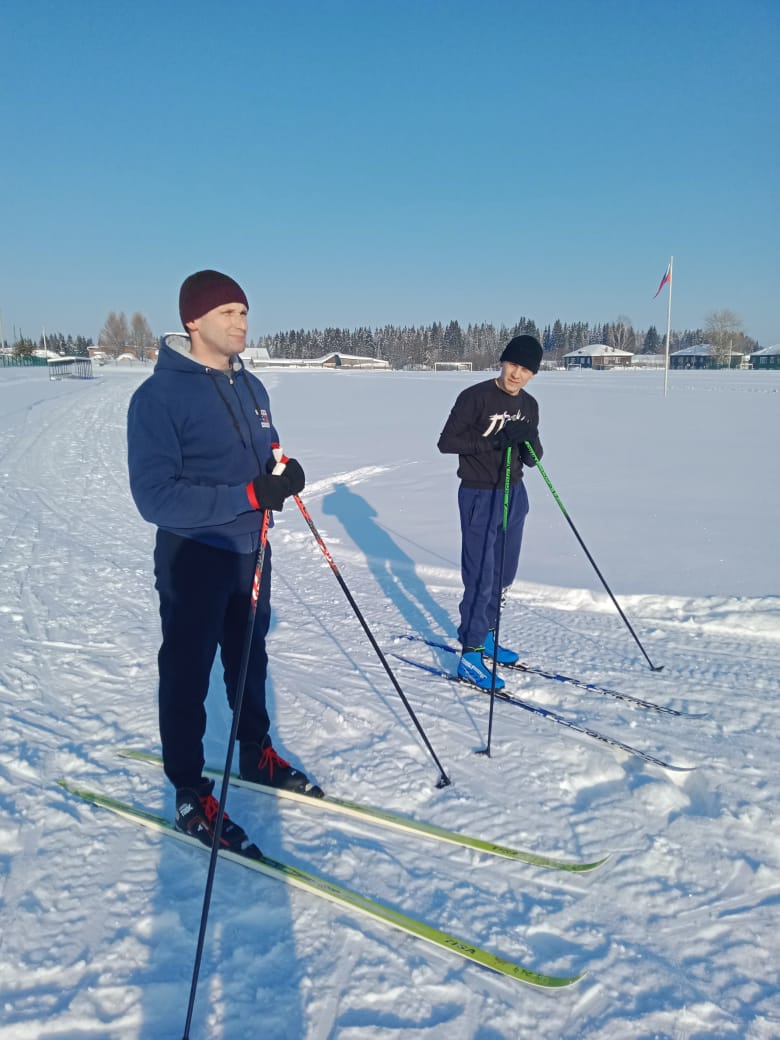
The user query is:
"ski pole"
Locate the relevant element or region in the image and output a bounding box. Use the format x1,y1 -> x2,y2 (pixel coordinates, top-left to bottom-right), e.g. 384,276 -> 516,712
182,506 -> 273,1039
477,445 -> 512,758
524,442 -> 662,672
292,490 -> 451,788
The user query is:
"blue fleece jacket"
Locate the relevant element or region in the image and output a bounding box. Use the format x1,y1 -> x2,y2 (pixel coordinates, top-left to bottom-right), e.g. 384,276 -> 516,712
127,340 -> 280,553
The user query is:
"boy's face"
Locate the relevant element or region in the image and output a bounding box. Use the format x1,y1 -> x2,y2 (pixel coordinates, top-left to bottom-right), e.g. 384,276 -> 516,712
497,361 -> 534,395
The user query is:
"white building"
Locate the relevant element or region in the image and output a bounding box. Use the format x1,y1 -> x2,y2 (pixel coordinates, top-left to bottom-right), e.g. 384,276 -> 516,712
243,347 -> 389,370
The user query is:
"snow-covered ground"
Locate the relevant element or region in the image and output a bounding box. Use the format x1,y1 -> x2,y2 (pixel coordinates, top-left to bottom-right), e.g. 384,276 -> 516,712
0,362 -> 778,1039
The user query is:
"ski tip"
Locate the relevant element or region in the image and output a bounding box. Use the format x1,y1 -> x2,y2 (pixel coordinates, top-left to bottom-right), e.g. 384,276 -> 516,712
563,968 -> 588,986
573,854 -> 610,872
520,966 -> 588,988
566,968 -> 589,986
527,851 -> 610,873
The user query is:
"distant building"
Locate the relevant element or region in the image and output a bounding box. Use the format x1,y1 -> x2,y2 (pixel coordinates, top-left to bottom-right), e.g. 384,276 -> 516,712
669,344 -> 744,369
88,345 -> 157,364
749,344 -> 780,369
630,353 -> 666,368
243,347 -> 389,370
562,344 -> 633,370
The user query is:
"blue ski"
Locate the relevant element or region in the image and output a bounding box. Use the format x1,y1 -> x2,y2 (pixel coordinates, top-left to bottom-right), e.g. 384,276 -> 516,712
391,651 -> 693,773
393,634 -> 703,719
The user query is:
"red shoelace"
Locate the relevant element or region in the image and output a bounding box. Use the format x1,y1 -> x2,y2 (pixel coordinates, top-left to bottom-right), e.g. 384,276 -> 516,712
199,794 -> 237,848
201,794 -> 231,824
257,744 -> 290,780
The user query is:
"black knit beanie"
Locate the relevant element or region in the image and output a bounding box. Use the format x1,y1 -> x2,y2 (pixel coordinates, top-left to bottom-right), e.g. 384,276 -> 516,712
499,335 -> 543,373
179,270 -> 249,328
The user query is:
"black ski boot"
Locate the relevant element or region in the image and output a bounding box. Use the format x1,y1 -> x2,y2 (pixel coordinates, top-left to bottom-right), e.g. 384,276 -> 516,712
175,778 -> 261,856
239,736 -> 323,797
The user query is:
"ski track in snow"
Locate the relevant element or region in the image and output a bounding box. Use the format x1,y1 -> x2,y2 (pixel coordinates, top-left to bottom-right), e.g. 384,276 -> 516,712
0,366 -> 779,1040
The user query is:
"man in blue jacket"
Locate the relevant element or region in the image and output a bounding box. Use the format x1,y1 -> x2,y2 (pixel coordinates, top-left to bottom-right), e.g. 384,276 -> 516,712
127,270 -> 317,853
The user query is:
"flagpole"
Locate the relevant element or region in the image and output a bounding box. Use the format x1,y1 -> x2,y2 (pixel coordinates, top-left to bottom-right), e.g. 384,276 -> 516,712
663,255 -> 674,398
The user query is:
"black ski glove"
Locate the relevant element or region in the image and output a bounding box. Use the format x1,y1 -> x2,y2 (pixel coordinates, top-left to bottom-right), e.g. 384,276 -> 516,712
246,457 -> 306,511
246,473 -> 289,511
278,456 -> 305,495
491,420 -> 538,451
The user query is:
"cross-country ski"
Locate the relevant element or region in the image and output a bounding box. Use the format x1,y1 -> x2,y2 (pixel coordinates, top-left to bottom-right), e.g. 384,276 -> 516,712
392,652 -> 694,772
59,780 -> 585,989
393,633 -> 704,718
121,748 -> 608,872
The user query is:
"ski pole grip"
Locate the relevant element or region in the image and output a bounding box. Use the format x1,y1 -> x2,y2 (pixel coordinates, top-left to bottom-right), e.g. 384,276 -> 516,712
270,442 -> 288,476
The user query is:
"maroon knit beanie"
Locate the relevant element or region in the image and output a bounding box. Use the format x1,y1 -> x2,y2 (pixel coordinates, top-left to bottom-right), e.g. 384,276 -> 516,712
179,270 -> 249,327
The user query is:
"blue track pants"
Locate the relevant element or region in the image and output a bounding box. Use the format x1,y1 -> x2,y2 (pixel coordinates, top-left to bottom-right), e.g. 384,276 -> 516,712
456,482 -> 528,649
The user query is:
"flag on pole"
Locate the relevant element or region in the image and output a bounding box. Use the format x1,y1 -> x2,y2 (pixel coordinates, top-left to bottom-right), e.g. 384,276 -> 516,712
653,262 -> 671,298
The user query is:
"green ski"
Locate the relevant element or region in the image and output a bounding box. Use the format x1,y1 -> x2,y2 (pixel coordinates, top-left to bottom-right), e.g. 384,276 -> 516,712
59,779 -> 584,989
121,748 -> 606,873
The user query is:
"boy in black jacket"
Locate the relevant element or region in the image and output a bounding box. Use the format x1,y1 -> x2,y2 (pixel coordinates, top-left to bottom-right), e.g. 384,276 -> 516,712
437,335 -> 543,688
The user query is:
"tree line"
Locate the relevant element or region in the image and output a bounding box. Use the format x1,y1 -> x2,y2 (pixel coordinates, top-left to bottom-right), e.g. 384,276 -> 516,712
3,310 -> 155,361
254,311 -> 759,369
6,332 -> 94,357
3,307 -> 758,370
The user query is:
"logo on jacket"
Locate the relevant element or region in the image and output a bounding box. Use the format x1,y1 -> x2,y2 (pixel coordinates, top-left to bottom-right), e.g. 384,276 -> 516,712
482,409 -> 528,437
258,408 -> 271,428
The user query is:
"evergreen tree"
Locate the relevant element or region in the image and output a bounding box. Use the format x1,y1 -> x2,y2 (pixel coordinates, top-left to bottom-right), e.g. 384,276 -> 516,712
14,337 -> 35,357
443,320 -> 464,359
551,319 -> 565,356
643,326 -> 661,353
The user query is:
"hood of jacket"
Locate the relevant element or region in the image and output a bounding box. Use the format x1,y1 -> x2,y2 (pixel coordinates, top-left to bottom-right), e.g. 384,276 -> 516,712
127,336 -> 279,552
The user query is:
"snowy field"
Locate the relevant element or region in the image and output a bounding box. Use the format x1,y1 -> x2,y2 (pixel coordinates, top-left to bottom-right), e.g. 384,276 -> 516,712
0,361 -> 778,1040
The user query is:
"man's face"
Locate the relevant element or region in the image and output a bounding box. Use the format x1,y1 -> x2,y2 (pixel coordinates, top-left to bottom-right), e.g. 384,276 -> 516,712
497,362 -> 535,394
188,302 -> 248,365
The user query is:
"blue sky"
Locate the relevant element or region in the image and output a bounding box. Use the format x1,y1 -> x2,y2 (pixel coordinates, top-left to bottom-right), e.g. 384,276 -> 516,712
1,0 -> 778,345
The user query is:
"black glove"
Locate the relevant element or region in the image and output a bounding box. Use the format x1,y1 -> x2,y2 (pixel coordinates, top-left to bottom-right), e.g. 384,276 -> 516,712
491,420 -> 538,451
247,473 -> 289,511
279,456 -> 305,495
248,457 -> 306,511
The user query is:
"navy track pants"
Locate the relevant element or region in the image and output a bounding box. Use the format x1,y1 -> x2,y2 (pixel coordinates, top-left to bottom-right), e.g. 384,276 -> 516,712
456,482 -> 528,649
